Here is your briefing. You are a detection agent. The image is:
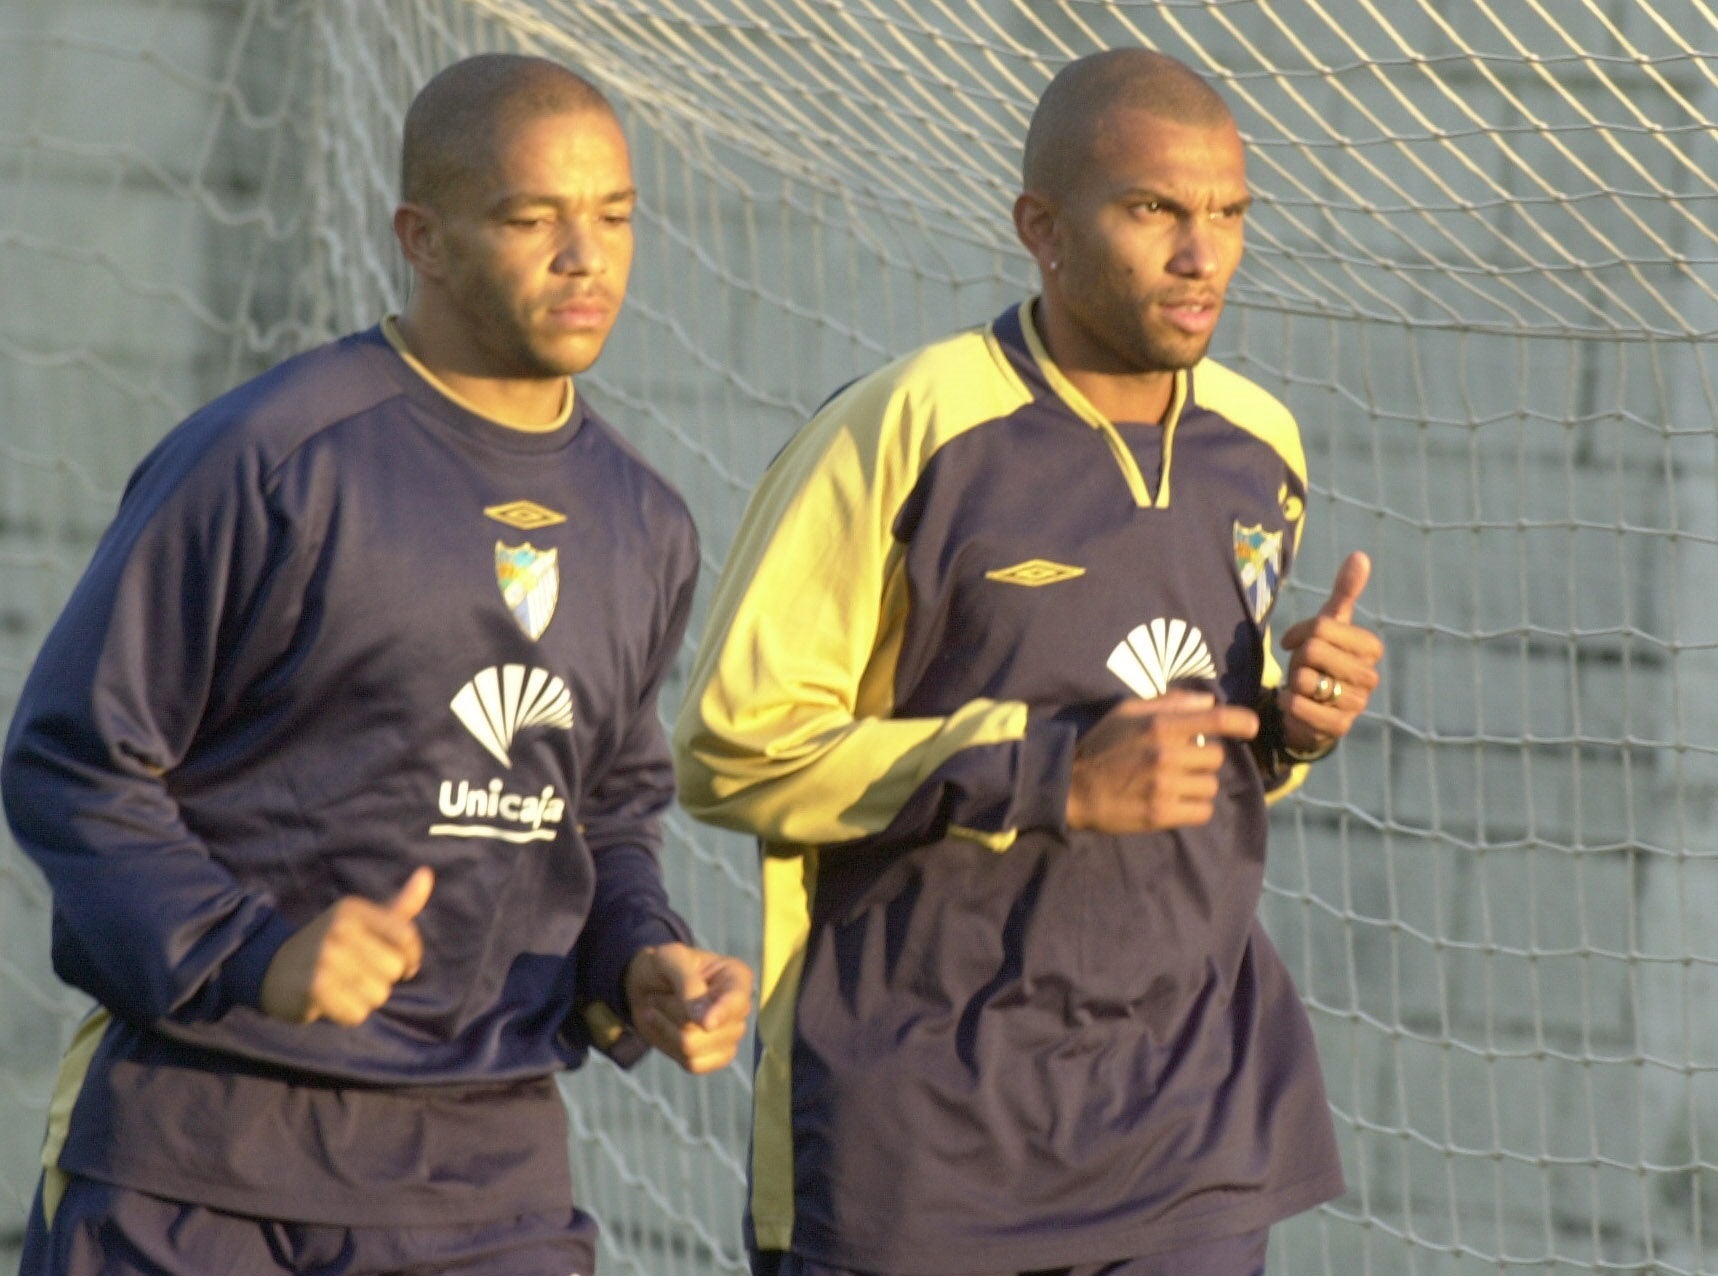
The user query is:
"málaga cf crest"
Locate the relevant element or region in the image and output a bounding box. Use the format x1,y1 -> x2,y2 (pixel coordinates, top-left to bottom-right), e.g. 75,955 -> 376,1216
1233,522 -> 1283,624
496,542 -> 559,641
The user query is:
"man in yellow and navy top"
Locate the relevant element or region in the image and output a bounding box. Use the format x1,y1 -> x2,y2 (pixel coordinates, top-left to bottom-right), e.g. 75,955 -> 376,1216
2,54 -> 752,1276
674,48 -> 1385,1276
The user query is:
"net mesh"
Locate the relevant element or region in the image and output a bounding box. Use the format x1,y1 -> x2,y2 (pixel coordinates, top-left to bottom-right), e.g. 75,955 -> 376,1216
3,1 -> 1717,1272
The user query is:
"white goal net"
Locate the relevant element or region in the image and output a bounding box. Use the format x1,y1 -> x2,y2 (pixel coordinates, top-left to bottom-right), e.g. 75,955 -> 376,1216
4,1 -> 1717,1273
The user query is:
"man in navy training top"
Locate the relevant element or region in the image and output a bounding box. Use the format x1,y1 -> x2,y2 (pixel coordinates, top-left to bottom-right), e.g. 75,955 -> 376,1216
674,47 -> 1385,1276
4,52 -> 753,1276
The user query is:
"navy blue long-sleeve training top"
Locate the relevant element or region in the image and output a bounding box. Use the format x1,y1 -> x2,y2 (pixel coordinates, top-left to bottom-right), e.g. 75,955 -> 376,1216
2,322 -> 697,1226
675,301 -> 1343,1272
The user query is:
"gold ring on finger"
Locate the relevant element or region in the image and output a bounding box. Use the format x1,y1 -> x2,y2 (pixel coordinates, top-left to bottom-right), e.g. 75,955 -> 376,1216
1313,674 -> 1335,703
1193,733 -> 1208,749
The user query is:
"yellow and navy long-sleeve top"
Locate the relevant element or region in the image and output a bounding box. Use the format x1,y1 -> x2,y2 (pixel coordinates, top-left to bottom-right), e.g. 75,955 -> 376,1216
674,301 -> 1344,1271
1,324 -> 696,1227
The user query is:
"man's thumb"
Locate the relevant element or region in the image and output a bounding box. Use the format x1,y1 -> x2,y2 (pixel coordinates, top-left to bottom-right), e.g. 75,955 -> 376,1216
660,944 -> 716,1019
388,867 -> 435,920
1320,550 -> 1372,623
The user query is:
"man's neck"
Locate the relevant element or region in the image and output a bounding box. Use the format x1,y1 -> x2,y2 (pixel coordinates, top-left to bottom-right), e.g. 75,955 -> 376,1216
1032,302 -> 1175,425
389,312 -> 571,432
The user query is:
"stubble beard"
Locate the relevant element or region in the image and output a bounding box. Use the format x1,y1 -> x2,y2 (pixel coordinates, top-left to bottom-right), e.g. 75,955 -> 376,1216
1134,291 -> 1226,374
1111,318 -> 1216,378
1070,286 -> 1222,379
494,310 -> 609,380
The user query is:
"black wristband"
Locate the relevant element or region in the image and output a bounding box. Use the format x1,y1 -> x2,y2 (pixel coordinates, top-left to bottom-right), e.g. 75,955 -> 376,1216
1256,689 -> 1336,772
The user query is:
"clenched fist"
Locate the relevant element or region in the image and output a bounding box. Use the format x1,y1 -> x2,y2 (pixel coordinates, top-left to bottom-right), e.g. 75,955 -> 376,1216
260,867 -> 434,1027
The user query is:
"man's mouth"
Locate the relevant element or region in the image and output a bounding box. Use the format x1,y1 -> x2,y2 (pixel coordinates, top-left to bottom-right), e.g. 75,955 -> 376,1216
1159,296 -> 1221,335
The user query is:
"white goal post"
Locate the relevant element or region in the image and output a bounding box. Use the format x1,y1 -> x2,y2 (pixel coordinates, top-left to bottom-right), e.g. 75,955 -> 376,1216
4,1 -> 1718,1273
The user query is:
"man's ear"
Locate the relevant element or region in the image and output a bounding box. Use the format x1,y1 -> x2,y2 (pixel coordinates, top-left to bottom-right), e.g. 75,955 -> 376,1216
393,203 -> 443,280
1012,190 -> 1058,274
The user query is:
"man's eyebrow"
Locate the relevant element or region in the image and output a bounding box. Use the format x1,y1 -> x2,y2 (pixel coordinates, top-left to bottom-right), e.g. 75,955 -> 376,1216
488,187 -> 639,213
489,193 -> 556,215
1116,186 -> 1253,212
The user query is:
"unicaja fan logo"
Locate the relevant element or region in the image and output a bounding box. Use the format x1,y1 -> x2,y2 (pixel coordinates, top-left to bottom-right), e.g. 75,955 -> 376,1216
1106,618 -> 1217,699
450,664 -> 574,767
431,664 -> 574,845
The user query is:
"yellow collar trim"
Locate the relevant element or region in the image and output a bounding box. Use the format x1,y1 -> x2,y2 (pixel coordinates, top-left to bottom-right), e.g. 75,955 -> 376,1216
1018,298 -> 1185,508
381,316 -> 574,430
1017,298 -> 1189,435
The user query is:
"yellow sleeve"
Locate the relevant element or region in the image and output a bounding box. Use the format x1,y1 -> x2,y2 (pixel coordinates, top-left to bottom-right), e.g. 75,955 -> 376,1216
672,331 -> 1071,850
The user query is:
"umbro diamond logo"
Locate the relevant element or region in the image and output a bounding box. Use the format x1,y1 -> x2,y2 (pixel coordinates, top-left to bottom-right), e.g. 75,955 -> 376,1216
1107,618 -> 1218,699
450,665 -> 574,767
485,499 -> 567,530
985,558 -> 1086,587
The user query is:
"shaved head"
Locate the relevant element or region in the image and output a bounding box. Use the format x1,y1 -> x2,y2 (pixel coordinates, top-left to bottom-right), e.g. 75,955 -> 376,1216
1022,49 -> 1233,199
401,53 -> 616,208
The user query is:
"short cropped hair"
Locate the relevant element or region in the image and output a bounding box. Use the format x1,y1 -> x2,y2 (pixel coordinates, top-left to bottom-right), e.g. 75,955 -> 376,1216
400,53 -> 616,207
1022,49 -> 1233,197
